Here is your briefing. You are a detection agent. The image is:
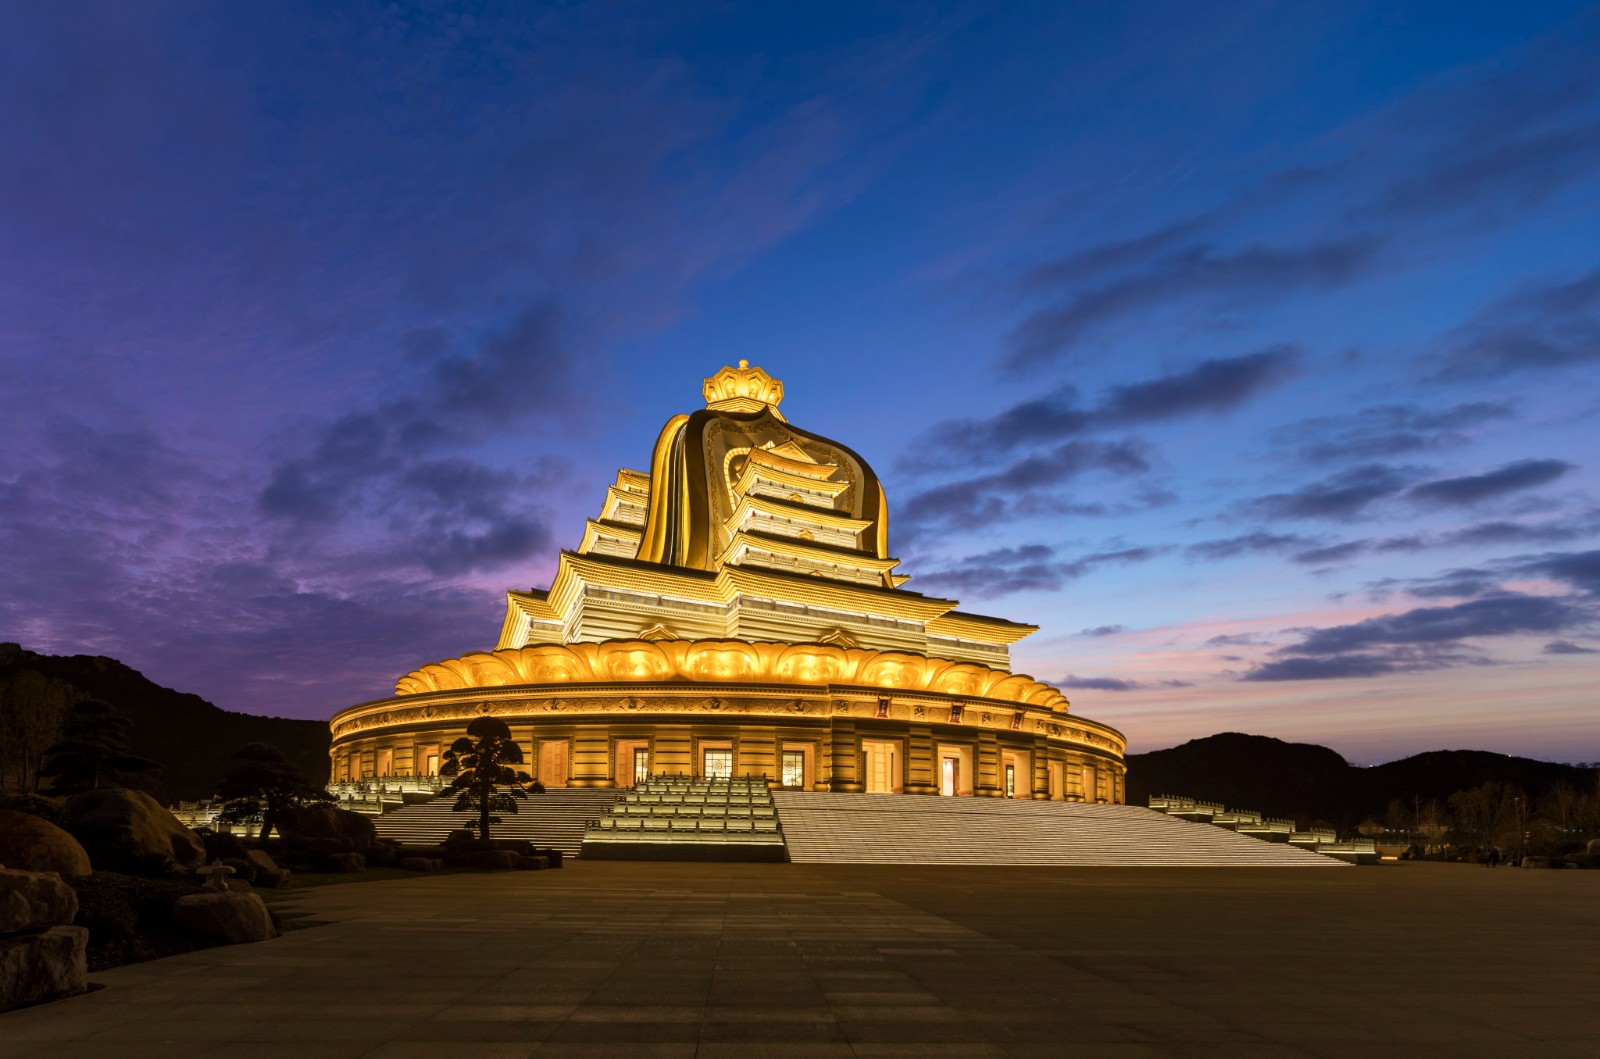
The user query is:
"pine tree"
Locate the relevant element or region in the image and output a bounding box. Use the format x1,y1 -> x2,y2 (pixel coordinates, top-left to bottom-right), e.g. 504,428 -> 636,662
439,716 -> 543,842
38,699 -> 161,794
217,741 -> 335,843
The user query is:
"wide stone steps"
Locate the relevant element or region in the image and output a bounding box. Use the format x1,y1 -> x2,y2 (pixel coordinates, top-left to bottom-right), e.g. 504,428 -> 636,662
772,793 -> 1345,867
370,789 -> 619,855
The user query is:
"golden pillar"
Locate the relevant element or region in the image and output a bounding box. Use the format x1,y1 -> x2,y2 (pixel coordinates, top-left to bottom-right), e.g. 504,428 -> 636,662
827,718 -> 863,792
904,723 -> 937,795
739,726 -> 777,782
653,724 -> 693,776
568,725 -> 614,787
975,731 -> 1001,797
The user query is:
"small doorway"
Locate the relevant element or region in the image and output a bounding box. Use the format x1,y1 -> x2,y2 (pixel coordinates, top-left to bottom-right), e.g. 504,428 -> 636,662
862,739 -> 901,794
781,749 -> 806,788
538,740 -> 570,788
937,744 -> 973,796
614,739 -> 650,787
1001,749 -> 1030,799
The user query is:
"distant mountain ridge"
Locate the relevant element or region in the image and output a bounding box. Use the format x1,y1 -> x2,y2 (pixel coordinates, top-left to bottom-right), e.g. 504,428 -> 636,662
1,643 -> 330,802
1126,732 -> 1598,829
6,647 -> 1591,821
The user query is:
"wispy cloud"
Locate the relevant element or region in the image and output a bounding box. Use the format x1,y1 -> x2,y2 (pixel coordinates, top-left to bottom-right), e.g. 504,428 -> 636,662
1247,464 -> 1415,521
992,15 -> 1600,372
1430,267 -> 1600,380
1186,531 -> 1313,561
1059,674 -> 1194,692
1271,401 -> 1514,465
914,543 -> 1166,598
1408,458 -> 1573,506
921,347 -> 1300,462
1244,591 -> 1595,681
900,440 -> 1152,532
1005,243 -> 1373,370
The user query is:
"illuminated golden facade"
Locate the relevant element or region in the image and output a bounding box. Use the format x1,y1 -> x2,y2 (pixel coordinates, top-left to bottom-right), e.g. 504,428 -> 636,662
329,361 -> 1126,802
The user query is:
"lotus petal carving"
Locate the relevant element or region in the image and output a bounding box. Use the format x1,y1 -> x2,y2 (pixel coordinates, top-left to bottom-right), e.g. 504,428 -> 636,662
516,646 -> 590,684
598,641 -> 673,681
685,641 -> 762,681
391,637 -> 1070,713
857,651 -> 927,690
773,644 -> 848,683
929,662 -> 992,697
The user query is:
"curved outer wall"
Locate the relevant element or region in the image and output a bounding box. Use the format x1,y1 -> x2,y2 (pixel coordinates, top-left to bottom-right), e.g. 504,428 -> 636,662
330,638 -> 1127,802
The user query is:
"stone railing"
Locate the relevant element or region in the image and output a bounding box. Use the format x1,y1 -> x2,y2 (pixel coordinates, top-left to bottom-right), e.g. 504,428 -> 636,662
1150,795 -> 1368,863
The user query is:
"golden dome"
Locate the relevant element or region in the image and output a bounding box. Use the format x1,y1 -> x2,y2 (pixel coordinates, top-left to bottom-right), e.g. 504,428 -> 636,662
703,360 -> 785,420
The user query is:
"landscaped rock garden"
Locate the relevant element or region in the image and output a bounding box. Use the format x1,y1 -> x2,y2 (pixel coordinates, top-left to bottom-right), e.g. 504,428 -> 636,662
0,866 -> 88,1011
0,791 -> 567,1005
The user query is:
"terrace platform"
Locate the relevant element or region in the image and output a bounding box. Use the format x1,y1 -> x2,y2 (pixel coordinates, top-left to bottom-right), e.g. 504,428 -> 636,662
2,861 -> 1596,1057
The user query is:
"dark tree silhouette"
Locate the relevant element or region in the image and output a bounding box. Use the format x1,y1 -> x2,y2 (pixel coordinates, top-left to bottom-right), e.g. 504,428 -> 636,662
39,698 -> 161,794
217,741 -> 336,843
0,669 -> 74,791
440,716 -> 542,842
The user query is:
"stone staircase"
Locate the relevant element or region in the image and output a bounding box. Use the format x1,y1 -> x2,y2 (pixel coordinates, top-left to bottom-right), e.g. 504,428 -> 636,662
582,776 -> 787,861
370,789 -> 619,855
772,793 -> 1347,867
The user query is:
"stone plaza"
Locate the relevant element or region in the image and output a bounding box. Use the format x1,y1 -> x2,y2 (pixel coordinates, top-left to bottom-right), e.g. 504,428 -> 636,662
2,860 -> 1596,1057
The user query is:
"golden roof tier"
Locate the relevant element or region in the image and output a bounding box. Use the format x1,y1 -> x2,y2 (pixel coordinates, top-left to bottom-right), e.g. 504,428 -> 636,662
497,362 -> 1037,670
330,361 -> 1127,806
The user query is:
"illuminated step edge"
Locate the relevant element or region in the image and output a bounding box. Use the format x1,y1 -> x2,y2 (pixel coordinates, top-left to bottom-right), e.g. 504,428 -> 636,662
370,788 -> 620,856
581,777 -> 788,858
771,793 -> 1347,867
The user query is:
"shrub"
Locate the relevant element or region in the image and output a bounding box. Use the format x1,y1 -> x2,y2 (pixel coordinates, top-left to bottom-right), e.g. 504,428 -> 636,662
71,872 -> 206,971
221,856 -> 259,883
0,792 -> 68,827
195,826 -> 250,862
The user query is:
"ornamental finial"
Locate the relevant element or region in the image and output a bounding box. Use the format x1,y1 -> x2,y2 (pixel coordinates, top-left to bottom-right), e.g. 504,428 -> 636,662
703,360 -> 785,420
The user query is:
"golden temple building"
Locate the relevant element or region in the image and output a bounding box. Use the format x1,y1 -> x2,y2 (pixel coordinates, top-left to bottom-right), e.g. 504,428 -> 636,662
329,361 -> 1126,803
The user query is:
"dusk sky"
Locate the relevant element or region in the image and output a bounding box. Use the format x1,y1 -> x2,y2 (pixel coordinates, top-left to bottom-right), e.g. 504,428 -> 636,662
3,2 -> 1598,764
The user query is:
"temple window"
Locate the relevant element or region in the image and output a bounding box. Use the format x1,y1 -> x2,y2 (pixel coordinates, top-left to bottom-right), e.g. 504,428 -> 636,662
703,748 -> 733,779
781,749 -> 805,788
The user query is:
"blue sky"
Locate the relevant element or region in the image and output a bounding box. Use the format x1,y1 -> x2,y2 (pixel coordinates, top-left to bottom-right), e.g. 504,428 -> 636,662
3,2 -> 1597,763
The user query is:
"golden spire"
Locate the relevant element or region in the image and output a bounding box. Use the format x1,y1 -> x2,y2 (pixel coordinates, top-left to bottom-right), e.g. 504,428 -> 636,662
703,359 -> 785,421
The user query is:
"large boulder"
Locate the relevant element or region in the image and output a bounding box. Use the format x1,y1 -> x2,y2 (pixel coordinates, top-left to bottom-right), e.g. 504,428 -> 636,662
172,891 -> 276,945
63,788 -> 206,876
475,849 -> 520,870
0,868 -> 79,934
243,849 -> 289,888
0,926 -> 88,1011
277,805 -> 377,849
0,810 -> 92,879
398,856 -> 441,872
318,852 -> 365,874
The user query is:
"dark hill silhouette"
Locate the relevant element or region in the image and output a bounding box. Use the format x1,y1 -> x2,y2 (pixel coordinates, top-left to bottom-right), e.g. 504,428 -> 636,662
1,643 -> 330,803
1127,732 -> 1596,829
1126,733 -> 1352,823
1361,749 -> 1592,819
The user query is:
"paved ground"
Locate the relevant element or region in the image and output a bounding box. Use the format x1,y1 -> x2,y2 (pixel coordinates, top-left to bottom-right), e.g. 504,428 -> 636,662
3,861 -> 1596,1057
